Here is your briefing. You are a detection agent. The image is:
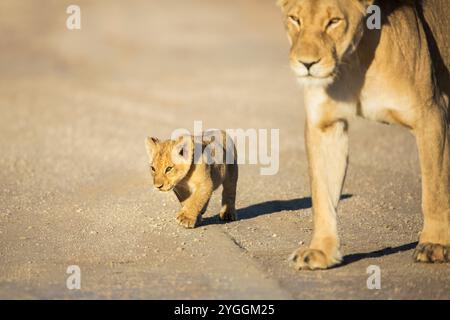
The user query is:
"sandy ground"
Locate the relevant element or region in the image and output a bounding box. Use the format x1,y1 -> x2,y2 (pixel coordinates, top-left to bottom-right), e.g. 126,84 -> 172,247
0,0 -> 449,300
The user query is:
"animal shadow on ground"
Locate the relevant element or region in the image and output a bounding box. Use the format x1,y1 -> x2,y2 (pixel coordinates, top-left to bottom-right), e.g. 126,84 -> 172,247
201,194 -> 352,226
340,242 -> 418,267
202,194 -> 417,267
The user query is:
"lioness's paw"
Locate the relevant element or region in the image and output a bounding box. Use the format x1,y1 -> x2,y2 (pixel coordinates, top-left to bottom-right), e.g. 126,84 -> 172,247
176,211 -> 200,229
219,209 -> 236,222
413,243 -> 450,263
289,247 -> 341,270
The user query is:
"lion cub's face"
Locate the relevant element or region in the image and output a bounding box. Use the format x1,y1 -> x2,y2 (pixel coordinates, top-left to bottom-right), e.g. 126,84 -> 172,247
278,0 -> 373,86
145,136 -> 193,192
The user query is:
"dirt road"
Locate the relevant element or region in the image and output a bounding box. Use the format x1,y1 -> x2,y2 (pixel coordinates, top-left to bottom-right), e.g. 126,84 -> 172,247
0,0 -> 448,299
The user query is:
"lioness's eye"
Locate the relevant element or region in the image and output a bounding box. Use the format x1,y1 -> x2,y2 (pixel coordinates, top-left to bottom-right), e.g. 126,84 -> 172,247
165,166 -> 173,174
288,15 -> 301,26
327,17 -> 342,28
150,166 -> 155,172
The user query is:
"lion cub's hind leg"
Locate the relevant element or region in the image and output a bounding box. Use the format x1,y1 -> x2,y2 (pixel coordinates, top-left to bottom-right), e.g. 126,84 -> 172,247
200,199 -> 210,216
219,164 -> 238,222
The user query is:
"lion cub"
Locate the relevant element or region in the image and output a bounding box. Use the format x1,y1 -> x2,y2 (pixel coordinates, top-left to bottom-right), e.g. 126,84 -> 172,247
145,131 -> 238,228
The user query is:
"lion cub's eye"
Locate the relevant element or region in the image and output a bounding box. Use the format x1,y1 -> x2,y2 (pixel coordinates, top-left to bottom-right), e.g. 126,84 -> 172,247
288,15 -> 301,27
165,166 -> 173,174
150,166 -> 156,172
326,17 -> 342,29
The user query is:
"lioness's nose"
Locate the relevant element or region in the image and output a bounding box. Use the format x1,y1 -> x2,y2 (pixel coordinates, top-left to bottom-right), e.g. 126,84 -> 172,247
155,183 -> 164,189
299,59 -> 321,70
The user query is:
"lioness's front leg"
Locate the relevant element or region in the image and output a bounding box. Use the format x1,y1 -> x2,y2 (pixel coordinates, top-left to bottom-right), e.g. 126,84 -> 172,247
413,100 -> 450,263
291,94 -> 349,270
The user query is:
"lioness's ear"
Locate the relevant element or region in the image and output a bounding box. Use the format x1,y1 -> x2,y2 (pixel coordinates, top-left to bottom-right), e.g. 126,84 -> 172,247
172,136 -> 193,165
145,137 -> 159,159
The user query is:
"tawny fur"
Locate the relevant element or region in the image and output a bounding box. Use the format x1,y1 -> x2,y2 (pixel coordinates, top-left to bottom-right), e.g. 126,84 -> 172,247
145,131 -> 238,228
278,0 -> 450,270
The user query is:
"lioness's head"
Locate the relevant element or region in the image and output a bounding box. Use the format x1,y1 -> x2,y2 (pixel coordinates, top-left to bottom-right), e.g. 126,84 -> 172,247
145,136 -> 193,192
277,0 -> 374,86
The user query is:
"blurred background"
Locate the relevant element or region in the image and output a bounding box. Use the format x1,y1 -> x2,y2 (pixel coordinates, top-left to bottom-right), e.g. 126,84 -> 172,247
0,0 -> 448,299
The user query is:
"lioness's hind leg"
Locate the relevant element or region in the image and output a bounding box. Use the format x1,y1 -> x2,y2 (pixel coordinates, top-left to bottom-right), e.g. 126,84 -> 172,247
220,164 -> 238,221
414,243 -> 450,263
413,99 -> 450,263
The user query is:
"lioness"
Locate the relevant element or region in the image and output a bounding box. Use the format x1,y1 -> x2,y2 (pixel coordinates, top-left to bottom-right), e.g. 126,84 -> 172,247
277,0 -> 450,269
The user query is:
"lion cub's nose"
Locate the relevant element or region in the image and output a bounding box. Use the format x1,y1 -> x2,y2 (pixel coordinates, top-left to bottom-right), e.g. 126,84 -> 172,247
155,183 -> 164,189
299,59 -> 321,70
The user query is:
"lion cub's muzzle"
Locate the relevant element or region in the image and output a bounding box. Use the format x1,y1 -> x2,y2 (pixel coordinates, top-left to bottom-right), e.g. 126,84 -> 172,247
154,181 -> 173,192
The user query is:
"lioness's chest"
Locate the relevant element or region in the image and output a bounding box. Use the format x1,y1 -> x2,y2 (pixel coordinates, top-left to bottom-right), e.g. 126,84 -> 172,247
357,80 -> 415,127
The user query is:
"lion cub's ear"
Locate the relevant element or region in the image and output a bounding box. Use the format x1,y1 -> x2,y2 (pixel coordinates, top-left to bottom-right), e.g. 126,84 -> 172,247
145,137 -> 159,160
276,0 -> 291,10
172,136 -> 194,165
357,0 -> 375,8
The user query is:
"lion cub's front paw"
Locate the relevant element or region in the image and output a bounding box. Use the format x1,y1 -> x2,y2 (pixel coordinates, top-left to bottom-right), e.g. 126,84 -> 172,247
289,247 -> 341,270
413,242 -> 450,263
176,211 -> 201,229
